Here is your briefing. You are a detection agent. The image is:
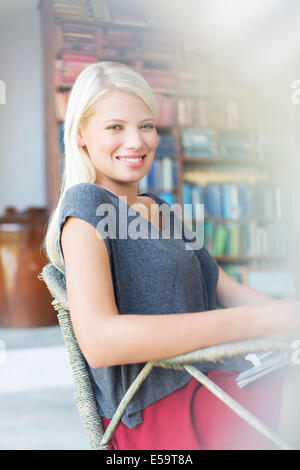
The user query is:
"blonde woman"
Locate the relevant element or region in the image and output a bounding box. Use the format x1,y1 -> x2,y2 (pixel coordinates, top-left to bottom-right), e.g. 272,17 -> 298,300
44,62 -> 300,450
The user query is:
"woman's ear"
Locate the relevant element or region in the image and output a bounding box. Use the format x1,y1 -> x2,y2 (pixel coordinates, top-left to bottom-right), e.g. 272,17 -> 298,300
77,127 -> 86,147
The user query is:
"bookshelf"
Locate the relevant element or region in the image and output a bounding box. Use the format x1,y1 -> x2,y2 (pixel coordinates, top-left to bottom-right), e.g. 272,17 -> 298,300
39,0 -> 297,286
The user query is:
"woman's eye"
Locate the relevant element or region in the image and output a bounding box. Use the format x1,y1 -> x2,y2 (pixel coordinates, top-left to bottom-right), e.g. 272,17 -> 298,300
107,124 -> 156,130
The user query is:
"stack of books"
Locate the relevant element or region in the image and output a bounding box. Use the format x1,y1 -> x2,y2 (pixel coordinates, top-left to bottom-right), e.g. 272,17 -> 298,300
216,97 -> 251,130
89,0 -> 110,21
219,130 -> 253,159
178,97 -> 211,127
141,68 -> 177,92
183,182 -> 289,221
182,181 -> 290,258
55,52 -> 97,86
139,158 -> 178,192
56,22 -> 98,55
182,183 -> 204,221
154,94 -> 176,127
182,128 -> 218,158
155,134 -> 177,158
105,0 -> 148,25
54,0 -> 93,22
204,219 -> 289,258
140,31 -> 176,63
177,66 -> 210,95
252,182 -> 289,219
97,27 -> 138,60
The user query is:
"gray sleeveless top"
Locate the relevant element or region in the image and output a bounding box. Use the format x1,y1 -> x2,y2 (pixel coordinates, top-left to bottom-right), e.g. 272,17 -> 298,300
57,182 -> 248,428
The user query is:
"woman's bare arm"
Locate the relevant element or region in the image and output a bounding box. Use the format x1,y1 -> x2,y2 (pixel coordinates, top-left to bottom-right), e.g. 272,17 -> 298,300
61,217 -> 300,369
216,265 -> 274,308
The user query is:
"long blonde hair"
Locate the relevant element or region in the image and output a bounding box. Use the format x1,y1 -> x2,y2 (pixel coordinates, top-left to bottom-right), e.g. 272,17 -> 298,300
44,61 -> 157,274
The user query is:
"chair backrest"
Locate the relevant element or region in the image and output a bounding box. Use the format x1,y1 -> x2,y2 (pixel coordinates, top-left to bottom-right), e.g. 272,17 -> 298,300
39,263 -> 294,450
38,263 -> 107,450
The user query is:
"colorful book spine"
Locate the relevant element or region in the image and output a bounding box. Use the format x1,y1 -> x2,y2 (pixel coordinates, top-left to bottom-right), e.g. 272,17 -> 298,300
182,180 -> 289,258
213,225 -> 228,256
155,94 -> 176,127
139,158 -> 178,193
182,183 -> 193,220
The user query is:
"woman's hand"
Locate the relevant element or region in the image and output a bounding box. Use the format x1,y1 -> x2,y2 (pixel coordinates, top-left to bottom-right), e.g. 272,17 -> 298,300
256,299 -> 300,339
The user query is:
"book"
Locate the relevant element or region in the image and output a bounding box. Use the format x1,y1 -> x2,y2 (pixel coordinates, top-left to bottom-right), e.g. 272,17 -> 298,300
235,350 -> 290,388
89,0 -> 110,21
155,94 -> 176,127
106,0 -> 148,26
162,158 -> 173,191
182,128 -> 218,158
219,130 -> 253,159
213,225 -> 227,256
142,68 -> 176,90
156,134 -> 177,158
183,183 -> 193,220
157,192 -> 176,206
178,98 -> 210,127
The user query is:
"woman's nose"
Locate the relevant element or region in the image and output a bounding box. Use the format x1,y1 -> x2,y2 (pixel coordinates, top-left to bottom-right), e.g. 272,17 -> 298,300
124,129 -> 144,150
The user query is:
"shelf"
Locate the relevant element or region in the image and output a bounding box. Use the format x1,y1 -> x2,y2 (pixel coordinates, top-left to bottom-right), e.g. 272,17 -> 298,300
143,188 -> 178,194
182,156 -> 279,166
55,17 -> 169,32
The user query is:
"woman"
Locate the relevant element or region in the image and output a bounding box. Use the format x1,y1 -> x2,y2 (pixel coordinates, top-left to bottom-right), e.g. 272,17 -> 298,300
44,61 -> 300,450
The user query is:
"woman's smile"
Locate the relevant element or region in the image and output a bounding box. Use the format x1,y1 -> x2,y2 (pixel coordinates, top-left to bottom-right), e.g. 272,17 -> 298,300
115,154 -> 147,168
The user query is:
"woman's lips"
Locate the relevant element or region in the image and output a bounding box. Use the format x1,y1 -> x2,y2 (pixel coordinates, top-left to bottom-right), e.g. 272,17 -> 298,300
116,155 -> 146,168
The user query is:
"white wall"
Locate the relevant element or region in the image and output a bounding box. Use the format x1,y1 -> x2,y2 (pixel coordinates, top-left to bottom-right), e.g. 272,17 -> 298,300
0,6 -> 46,215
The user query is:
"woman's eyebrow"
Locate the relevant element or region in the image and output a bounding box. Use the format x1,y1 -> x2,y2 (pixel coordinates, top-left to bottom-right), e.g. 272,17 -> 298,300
104,118 -> 155,124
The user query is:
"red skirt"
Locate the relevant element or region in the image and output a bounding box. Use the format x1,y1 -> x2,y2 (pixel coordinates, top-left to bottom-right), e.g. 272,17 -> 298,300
102,369 -> 284,450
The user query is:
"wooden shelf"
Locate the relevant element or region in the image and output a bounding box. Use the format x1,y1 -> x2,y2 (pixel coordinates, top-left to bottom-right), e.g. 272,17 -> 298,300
143,188 -> 178,194
55,17 -> 167,32
182,156 -> 280,166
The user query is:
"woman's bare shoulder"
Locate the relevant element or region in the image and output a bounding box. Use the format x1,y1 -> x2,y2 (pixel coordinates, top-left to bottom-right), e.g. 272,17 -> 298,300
61,216 -> 118,367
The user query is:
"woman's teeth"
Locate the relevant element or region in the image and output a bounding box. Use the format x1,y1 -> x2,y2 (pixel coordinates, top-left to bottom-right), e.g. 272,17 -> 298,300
117,156 -> 144,162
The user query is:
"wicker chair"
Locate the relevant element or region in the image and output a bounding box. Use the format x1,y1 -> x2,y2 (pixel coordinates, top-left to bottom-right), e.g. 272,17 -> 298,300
38,263 -> 294,450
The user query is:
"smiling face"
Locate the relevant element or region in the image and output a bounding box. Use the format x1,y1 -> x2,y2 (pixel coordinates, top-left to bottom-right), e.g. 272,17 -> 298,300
78,89 -> 158,190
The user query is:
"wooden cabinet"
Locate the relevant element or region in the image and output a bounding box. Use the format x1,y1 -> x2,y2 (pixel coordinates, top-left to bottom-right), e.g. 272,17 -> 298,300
0,208 -> 58,327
